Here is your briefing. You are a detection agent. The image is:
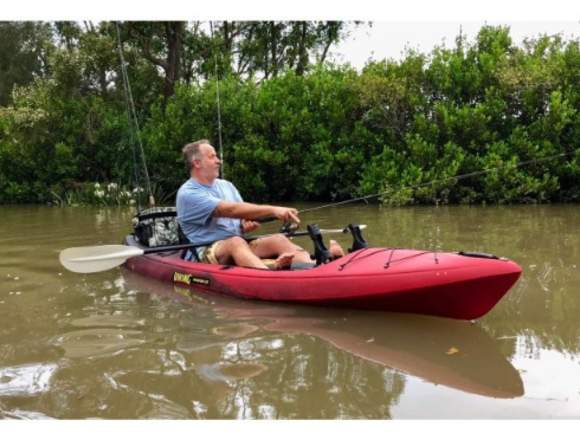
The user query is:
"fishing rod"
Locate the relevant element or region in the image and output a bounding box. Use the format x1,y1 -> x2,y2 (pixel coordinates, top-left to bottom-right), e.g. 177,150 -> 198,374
115,22 -> 155,208
298,151 -> 574,215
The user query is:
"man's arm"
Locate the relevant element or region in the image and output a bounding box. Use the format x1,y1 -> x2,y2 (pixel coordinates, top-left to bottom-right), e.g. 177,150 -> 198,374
213,201 -> 300,224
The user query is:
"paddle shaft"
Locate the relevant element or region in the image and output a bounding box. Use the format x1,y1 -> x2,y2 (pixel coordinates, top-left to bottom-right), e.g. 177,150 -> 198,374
141,228 -> 352,255
60,225 -> 365,273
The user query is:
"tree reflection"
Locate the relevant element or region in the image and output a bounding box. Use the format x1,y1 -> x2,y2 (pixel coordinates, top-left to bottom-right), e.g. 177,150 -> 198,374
185,334 -> 405,419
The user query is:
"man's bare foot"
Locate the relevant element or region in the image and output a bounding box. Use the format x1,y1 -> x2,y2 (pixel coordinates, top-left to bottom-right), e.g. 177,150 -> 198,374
274,252 -> 295,270
329,240 -> 345,259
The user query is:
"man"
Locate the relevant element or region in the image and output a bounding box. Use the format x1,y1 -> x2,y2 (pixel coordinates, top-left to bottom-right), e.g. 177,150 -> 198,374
176,139 -> 344,269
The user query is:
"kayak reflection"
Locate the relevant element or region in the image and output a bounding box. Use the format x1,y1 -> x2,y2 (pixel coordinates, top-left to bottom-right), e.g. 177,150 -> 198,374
122,270 -> 524,399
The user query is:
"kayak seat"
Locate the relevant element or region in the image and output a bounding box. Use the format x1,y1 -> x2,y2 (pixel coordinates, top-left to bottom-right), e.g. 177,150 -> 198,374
177,223 -> 201,262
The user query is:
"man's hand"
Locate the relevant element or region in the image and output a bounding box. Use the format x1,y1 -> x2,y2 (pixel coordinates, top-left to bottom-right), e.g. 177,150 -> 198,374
241,219 -> 260,234
272,207 -> 300,224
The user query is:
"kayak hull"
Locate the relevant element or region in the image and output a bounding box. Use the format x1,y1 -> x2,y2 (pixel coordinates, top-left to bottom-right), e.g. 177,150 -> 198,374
123,235 -> 522,320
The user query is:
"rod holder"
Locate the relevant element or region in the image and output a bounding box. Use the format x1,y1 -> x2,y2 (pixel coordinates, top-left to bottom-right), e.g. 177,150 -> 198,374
347,224 -> 369,253
307,224 -> 332,265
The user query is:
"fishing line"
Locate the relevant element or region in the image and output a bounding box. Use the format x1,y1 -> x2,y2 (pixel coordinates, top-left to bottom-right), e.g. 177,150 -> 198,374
115,22 -> 155,207
298,151 -> 575,215
209,21 -> 225,179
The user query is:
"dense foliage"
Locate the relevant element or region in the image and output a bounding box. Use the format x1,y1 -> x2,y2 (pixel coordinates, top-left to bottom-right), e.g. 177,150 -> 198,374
0,22 -> 578,205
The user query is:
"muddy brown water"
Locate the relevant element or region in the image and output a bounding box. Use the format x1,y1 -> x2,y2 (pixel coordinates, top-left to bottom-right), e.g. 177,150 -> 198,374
0,204 -> 579,419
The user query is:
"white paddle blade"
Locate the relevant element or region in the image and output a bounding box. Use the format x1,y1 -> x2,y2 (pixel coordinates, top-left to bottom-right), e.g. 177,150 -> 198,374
59,245 -> 144,274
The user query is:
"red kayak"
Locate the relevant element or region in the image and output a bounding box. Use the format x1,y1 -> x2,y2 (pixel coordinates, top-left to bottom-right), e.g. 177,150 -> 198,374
122,234 -> 521,320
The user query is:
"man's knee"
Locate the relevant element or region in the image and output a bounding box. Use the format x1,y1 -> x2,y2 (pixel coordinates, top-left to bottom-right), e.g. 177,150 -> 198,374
269,233 -> 293,246
215,236 -> 252,264
223,235 -> 250,249
269,234 -> 307,253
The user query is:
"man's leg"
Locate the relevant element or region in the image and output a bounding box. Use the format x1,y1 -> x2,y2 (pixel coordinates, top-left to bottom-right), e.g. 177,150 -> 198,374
250,234 -> 312,263
213,236 -> 269,269
329,240 -> 345,258
251,235 -> 346,260
214,235 -> 346,269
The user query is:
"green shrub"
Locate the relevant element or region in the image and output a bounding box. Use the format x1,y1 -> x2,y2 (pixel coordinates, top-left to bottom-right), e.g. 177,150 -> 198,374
1,26 -> 578,205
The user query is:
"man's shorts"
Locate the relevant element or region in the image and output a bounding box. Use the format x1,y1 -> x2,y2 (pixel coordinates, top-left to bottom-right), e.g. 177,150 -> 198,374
196,240 -> 222,264
196,237 -> 263,265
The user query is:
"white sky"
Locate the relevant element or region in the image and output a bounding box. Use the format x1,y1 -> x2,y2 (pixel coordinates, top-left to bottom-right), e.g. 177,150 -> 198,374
2,1 -> 580,71
331,21 -> 580,69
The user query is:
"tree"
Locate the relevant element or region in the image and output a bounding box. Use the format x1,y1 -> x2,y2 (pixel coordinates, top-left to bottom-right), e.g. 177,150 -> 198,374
0,22 -> 54,105
125,21 -> 186,101
210,21 -> 358,79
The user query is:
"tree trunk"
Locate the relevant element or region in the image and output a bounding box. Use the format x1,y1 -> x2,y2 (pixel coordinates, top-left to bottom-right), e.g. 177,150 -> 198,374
223,21 -> 233,53
269,21 -> 278,77
181,22 -> 199,85
296,22 -> 309,76
163,22 -> 184,100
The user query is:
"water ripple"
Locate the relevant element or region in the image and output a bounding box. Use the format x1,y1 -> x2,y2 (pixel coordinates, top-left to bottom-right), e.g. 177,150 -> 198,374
50,329 -> 146,358
0,363 -> 58,397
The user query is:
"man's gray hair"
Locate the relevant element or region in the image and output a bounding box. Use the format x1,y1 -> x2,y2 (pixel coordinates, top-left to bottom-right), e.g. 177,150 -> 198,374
182,139 -> 210,172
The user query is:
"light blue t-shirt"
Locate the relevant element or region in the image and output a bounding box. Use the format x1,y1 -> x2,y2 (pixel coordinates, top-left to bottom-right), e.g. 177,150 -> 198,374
176,178 -> 243,246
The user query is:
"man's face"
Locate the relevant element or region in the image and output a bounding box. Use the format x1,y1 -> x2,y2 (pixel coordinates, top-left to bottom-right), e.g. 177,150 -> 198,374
195,143 -> 221,179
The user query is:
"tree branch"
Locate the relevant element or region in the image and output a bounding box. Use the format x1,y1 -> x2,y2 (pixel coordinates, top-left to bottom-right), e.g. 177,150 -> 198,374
128,24 -> 169,71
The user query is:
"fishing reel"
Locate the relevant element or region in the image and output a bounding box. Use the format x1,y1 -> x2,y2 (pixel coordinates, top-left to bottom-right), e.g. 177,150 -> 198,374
279,221 -> 299,234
